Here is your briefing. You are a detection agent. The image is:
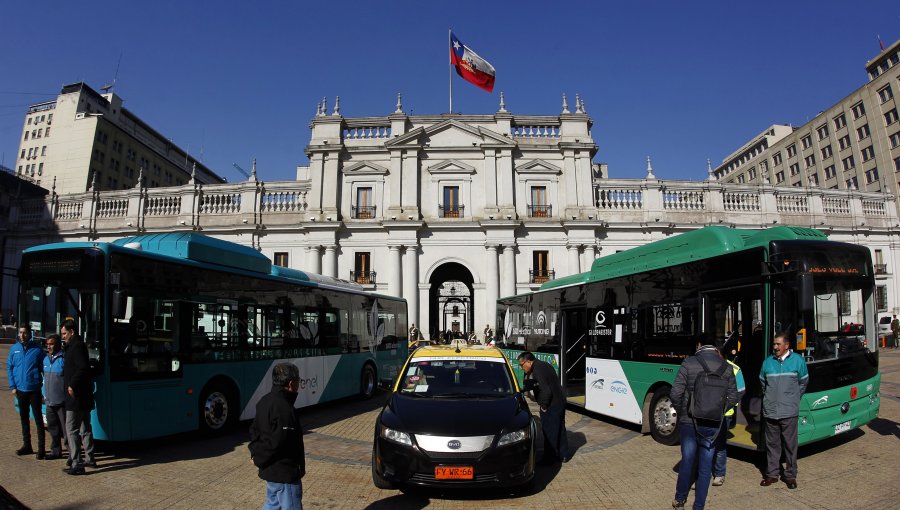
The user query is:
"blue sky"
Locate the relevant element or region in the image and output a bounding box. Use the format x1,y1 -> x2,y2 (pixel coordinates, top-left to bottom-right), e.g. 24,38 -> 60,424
2,1 -> 898,183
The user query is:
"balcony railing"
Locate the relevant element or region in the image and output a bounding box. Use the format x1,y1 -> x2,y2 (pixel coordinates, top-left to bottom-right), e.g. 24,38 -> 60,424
439,204 -> 465,218
875,264 -> 888,275
352,205 -> 376,219
528,204 -> 552,218
530,269 -> 555,284
351,270 -> 376,285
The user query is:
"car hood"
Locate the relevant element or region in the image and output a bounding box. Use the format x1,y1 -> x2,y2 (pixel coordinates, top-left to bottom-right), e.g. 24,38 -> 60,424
383,394 -> 528,436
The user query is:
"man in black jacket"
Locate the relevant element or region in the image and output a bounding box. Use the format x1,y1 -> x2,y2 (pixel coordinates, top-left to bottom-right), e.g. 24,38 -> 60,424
517,351 -> 569,464
61,319 -> 96,475
249,363 -> 306,510
669,342 -> 738,510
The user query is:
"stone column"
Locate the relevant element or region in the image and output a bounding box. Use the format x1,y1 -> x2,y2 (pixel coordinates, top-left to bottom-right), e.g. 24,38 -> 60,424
568,244 -> 581,276
307,246 -> 322,274
403,245 -> 419,328
323,245 -> 337,278
581,244 -> 598,271
485,245 -> 500,321
389,245 -> 402,297
502,245 -> 516,298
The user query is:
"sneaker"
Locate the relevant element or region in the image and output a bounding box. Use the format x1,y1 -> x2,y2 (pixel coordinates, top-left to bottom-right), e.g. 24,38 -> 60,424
672,499 -> 686,509
712,476 -> 725,486
15,446 -> 33,456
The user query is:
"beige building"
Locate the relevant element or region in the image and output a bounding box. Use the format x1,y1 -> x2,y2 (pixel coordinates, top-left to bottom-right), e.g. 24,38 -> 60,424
14,82 -> 225,195
715,40 -> 900,202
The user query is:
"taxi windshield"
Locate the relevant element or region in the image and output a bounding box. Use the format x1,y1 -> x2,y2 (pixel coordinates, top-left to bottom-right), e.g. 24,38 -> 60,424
399,358 -> 515,397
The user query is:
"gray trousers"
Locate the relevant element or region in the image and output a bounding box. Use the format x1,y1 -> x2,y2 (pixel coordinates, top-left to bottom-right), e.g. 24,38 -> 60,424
65,409 -> 95,467
46,404 -> 67,456
764,416 -> 798,480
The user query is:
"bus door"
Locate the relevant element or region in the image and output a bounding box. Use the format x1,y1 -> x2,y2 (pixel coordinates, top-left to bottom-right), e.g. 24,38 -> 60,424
701,285 -> 764,449
561,307 -> 587,404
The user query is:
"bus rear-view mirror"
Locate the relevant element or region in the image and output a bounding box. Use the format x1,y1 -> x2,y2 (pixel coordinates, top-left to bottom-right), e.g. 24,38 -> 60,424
111,290 -> 128,319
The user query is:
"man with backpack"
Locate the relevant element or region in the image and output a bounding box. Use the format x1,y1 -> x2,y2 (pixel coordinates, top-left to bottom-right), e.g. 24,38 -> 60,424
670,341 -> 738,510
759,332 -> 808,490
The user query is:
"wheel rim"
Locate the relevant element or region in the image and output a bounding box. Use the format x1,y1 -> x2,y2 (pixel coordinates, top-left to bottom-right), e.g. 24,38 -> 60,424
203,391 -> 229,430
363,368 -> 375,396
653,395 -> 677,436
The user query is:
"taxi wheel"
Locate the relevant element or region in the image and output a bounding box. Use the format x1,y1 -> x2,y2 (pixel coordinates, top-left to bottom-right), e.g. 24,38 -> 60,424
360,364 -> 377,399
372,449 -> 395,490
649,386 -> 680,446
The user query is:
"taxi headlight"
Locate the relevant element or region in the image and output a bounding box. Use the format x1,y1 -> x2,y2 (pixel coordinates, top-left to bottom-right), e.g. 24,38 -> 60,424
381,425 -> 412,446
498,427 -> 530,446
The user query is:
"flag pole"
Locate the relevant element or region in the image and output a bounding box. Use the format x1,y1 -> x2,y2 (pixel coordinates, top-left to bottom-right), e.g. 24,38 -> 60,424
449,28 -> 453,114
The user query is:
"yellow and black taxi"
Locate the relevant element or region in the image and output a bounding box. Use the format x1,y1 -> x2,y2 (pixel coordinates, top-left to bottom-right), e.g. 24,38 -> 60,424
372,340 -> 536,489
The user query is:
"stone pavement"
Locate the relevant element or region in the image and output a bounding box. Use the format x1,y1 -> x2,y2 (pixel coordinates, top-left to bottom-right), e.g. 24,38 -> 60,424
0,343 -> 898,509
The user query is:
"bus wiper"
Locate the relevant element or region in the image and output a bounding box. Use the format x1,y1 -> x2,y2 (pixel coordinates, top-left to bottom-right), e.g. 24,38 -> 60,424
63,288 -> 85,321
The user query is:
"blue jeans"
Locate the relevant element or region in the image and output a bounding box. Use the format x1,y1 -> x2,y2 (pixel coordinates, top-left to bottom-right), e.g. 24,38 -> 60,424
713,415 -> 735,477
675,422 -> 718,510
263,481 -> 302,510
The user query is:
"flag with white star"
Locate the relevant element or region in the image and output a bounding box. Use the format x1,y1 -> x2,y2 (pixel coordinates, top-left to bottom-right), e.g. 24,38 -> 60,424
450,31 -> 495,93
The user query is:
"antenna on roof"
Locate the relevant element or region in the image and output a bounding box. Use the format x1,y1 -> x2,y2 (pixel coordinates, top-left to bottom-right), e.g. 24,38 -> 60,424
100,53 -> 123,94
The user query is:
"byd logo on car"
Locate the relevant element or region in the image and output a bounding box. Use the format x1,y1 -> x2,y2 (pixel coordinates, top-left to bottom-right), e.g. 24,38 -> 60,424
447,440 -> 462,450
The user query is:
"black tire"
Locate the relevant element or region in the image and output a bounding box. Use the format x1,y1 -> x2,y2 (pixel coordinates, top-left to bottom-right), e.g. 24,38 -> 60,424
360,364 -> 377,399
199,382 -> 238,435
648,386 -> 680,446
372,449 -> 395,490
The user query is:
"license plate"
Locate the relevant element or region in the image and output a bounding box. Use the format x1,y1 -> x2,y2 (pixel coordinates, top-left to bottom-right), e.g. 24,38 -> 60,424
834,420 -> 851,435
435,466 -> 474,480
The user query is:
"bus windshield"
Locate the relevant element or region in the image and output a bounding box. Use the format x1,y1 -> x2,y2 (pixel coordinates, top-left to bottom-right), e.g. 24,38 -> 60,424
20,280 -> 103,365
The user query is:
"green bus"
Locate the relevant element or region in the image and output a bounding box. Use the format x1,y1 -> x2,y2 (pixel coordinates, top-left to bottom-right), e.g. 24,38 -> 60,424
497,226 -> 880,448
18,232 -> 408,441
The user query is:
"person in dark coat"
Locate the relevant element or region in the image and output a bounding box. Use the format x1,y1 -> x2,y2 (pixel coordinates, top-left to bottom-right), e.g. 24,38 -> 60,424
517,351 -> 570,464
249,362 -> 306,510
7,323 -> 46,458
61,319 -> 95,474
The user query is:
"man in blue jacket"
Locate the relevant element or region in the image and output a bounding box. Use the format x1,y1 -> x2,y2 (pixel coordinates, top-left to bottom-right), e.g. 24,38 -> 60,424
759,332 -> 809,489
7,323 -> 46,458
43,334 -> 66,460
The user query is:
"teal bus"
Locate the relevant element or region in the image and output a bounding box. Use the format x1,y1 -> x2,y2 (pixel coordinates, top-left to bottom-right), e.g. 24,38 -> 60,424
17,232 -> 408,440
497,226 -> 880,449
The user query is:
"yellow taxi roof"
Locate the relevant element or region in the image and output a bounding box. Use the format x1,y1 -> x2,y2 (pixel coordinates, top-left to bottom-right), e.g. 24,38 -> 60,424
410,341 -> 506,359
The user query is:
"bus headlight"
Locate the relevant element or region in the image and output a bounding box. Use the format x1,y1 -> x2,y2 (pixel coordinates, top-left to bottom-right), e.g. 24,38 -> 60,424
380,425 -> 412,446
498,427 -> 530,446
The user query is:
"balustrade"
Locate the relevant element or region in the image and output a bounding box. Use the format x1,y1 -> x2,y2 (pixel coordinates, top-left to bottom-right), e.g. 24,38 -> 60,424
776,194 -> 809,213
663,189 -> 704,210
144,195 -> 181,216
823,197 -> 850,215
597,188 -> 643,210
56,201 -> 83,220
723,192 -> 760,212
343,125 -> 391,140
96,197 -> 128,218
511,125 -> 560,138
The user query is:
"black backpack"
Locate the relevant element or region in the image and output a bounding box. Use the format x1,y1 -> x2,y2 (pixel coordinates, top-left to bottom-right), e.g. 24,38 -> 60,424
688,355 -> 730,423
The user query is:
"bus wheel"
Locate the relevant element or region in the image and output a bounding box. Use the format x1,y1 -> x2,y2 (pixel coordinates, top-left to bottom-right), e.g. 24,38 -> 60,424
200,384 -> 237,434
649,386 -> 679,446
360,364 -> 377,399
372,449 -> 395,490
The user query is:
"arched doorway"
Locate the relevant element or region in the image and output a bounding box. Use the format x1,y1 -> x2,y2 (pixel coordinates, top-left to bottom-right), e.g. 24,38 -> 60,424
428,262 -> 474,340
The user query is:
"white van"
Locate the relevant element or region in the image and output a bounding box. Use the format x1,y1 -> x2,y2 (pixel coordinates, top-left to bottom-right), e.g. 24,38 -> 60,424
878,316 -> 892,336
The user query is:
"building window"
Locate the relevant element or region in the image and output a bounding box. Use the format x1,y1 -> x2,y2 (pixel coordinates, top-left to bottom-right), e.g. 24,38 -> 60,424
773,152 -> 783,165
857,124 -> 870,141
875,250 -> 886,274
441,186 -> 462,218
775,171 -> 785,183
878,85 -> 894,103
838,135 -> 851,151
834,113 -> 846,130
760,160 -> 768,171
44,127 -> 50,137
804,155 -> 816,168
865,167 -> 879,184
845,176 -> 858,189
789,163 -> 800,176
851,102 -> 866,119
737,174 -> 746,184
353,252 -> 374,284
41,146 -> 47,156
890,132 -> 900,148
895,155 -> 900,172
885,108 -> 899,126
808,173 -> 819,186
353,187 -> 375,219
748,167 -> 757,180
842,155 -> 855,171
27,117 -> 32,125
801,135 -> 812,149
816,125 -> 829,140
273,252 -> 289,267
531,251 -> 552,283
861,145 -> 875,162
786,144 -> 797,158
38,162 -> 43,176
824,165 -> 836,179
820,145 -> 832,159
529,186 -> 551,217
876,286 -> 888,312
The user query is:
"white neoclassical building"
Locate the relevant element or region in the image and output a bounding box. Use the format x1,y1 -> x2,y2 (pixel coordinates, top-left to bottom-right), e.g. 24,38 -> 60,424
2,94 -> 899,337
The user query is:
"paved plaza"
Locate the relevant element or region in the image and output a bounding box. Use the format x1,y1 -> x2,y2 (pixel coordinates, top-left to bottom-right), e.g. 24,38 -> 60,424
1,344 -> 898,510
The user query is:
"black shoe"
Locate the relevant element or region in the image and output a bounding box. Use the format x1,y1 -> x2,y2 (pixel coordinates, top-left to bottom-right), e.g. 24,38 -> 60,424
65,458 -> 72,468
15,446 -> 33,456
45,453 -> 62,460
786,479 -> 798,490
63,466 -> 85,475
85,461 -> 98,469
36,452 -> 46,460
760,477 -> 778,487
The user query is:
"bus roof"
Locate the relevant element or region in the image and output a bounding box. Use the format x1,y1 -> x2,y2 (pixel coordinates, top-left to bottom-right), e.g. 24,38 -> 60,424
537,226 -> 827,292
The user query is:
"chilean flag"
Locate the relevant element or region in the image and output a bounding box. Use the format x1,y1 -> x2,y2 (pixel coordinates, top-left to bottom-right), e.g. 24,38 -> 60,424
450,31 -> 496,93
